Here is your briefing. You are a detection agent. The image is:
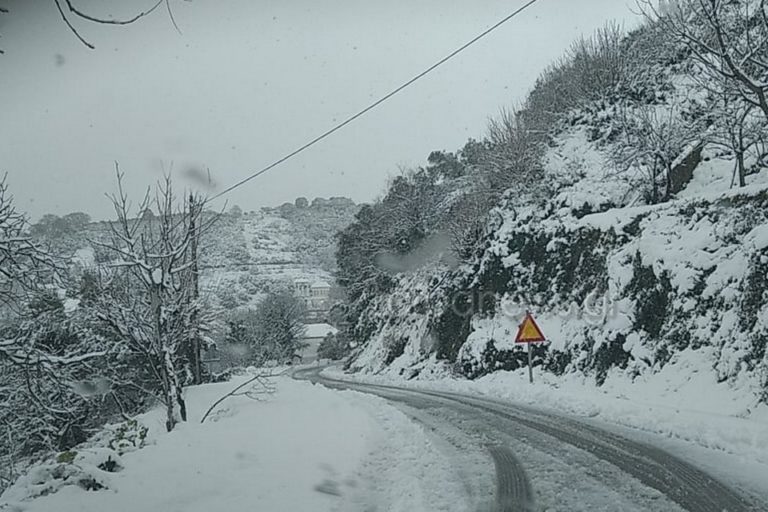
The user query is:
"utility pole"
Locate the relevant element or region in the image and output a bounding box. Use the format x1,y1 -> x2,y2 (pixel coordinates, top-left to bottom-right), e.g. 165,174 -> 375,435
189,193 -> 202,384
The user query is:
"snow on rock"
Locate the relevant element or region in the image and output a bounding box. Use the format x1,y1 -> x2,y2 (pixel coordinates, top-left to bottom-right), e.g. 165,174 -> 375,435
351,264 -> 451,377
745,223 -> 768,252
545,127 -> 633,211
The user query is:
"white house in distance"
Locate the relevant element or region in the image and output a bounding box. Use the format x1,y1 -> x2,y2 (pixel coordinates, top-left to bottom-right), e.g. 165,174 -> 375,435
293,278 -> 332,320
299,323 -> 338,363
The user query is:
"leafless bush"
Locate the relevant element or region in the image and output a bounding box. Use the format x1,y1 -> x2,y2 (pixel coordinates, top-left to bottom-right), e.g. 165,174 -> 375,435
567,21 -> 626,100
523,22 -> 627,130
610,104 -> 702,202
483,108 -> 547,199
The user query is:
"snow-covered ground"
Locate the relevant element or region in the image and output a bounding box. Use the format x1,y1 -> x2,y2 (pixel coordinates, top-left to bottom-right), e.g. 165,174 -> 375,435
0,371 -> 462,512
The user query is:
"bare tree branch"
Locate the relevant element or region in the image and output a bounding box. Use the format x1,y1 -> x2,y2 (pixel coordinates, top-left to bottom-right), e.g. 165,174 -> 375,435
200,370 -> 284,424
44,0 -> 178,50
64,0 -> 164,26
53,0 -> 95,49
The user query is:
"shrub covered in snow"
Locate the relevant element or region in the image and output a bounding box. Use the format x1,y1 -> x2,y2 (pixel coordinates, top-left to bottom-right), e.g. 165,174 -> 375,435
1,448 -> 124,504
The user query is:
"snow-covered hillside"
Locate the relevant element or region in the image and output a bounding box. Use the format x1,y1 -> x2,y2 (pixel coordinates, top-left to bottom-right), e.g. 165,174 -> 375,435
200,199 -> 359,309
341,12 -> 768,421
36,197 -> 359,311
350,122 -> 768,397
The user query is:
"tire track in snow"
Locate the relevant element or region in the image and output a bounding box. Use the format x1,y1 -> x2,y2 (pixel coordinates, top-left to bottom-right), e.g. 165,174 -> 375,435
488,446 -> 535,512
365,385 -> 675,511
419,389 -> 758,512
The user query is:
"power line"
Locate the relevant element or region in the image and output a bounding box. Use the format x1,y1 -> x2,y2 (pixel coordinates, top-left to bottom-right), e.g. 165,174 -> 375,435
210,0 -> 543,201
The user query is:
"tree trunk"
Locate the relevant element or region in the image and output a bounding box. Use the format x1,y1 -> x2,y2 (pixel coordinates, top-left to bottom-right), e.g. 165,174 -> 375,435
737,151 -> 746,187
152,285 -> 177,432
162,347 -> 178,432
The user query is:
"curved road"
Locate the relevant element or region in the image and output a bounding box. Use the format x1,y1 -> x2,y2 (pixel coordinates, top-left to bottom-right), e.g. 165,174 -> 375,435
294,366 -> 763,512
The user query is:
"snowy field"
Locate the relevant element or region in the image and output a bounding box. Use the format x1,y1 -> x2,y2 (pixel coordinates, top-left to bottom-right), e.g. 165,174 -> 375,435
0,371 -> 463,512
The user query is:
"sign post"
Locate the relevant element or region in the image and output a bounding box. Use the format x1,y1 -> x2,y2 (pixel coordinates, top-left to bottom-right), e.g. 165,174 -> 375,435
515,311 -> 546,384
527,343 -> 533,384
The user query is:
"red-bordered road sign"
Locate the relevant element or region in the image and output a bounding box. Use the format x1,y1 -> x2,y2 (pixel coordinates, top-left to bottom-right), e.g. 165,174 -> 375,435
515,312 -> 546,344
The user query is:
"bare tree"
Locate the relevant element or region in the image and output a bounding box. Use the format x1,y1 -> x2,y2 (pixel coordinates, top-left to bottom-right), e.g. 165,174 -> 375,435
707,84 -> 767,187
642,0 -> 768,188
642,0 -> 768,121
522,22 -> 627,131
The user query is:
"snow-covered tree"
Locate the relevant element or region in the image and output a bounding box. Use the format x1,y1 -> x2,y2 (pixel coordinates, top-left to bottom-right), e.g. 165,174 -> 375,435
523,22 -> 627,131
643,0 -> 768,121
91,170 -> 212,432
317,332 -> 350,361
0,177 -> 58,311
250,290 -> 307,364
220,290 -> 307,366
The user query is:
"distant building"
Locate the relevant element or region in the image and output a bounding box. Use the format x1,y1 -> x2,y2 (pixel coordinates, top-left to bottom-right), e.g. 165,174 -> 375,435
293,279 -> 332,320
294,278 -> 311,302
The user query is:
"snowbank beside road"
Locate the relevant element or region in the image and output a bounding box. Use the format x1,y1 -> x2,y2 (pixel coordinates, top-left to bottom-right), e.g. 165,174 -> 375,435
1,373 -> 460,512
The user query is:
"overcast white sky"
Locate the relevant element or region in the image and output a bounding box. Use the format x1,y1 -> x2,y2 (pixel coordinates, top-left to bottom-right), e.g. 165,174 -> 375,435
0,0 -> 640,221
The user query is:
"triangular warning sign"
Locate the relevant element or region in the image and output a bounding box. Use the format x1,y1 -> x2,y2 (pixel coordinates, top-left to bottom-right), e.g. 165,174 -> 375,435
515,312 -> 546,344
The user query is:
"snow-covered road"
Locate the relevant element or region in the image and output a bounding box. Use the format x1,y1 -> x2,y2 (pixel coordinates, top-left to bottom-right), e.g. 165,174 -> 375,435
4,368 -> 765,512
296,366 -> 765,512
